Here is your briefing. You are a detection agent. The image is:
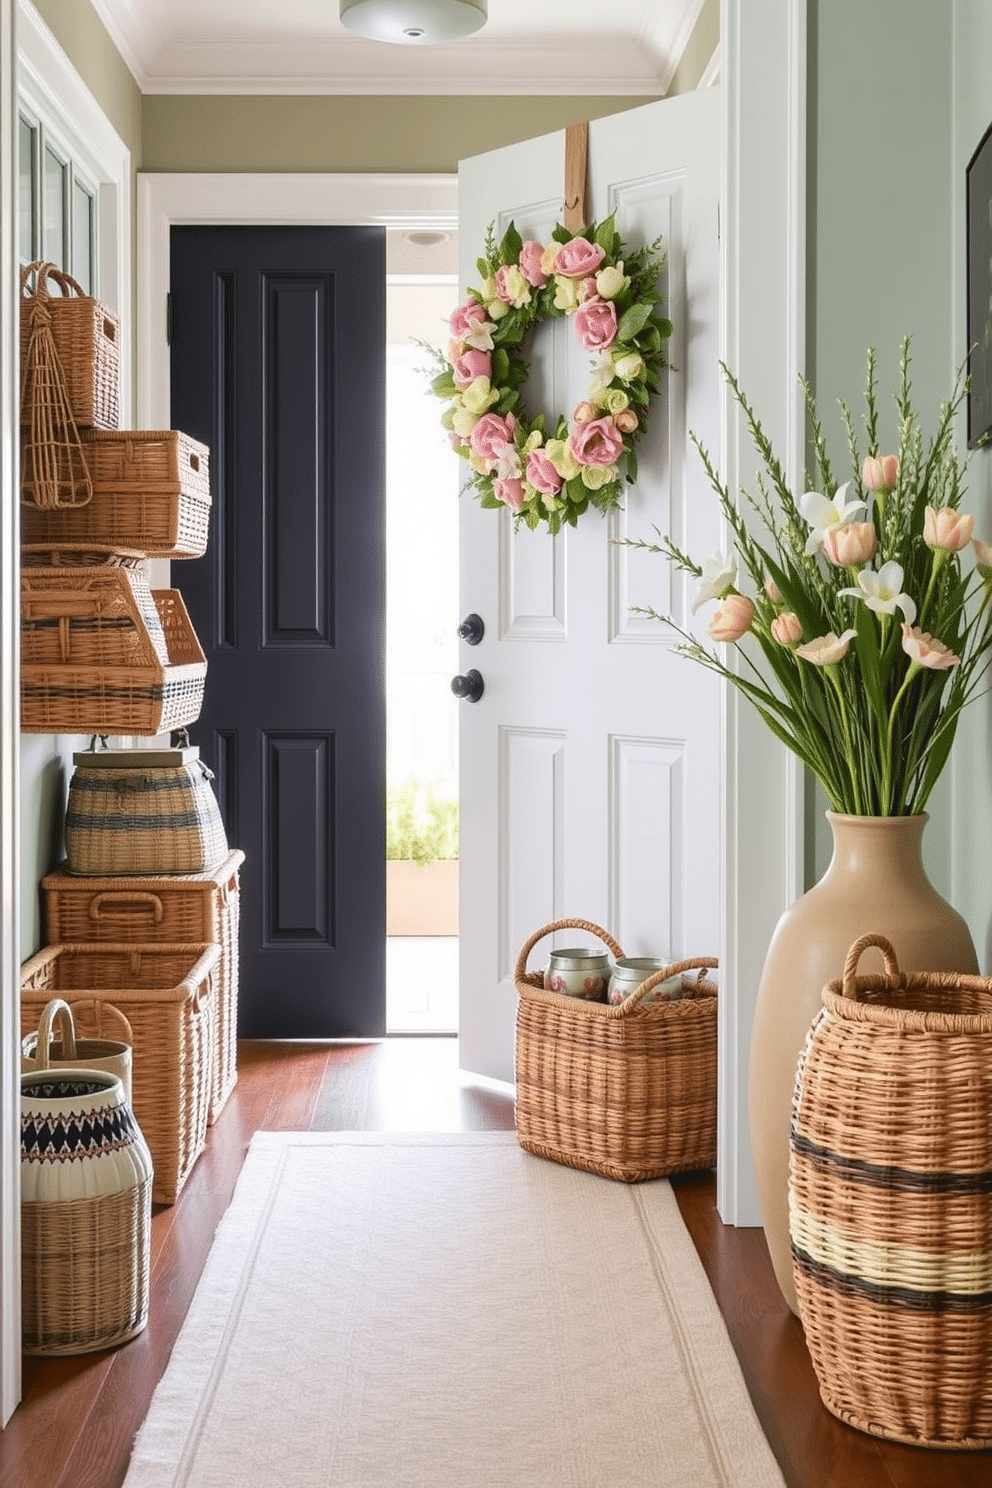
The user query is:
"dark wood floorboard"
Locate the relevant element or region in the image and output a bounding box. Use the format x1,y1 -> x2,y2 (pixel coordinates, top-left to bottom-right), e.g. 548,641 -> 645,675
2,1037 -> 990,1487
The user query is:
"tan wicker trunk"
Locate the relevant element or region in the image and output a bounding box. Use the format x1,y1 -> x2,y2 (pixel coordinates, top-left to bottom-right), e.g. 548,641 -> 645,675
22,428 -> 211,558
42,851 -> 245,1126
20,943 -> 221,1204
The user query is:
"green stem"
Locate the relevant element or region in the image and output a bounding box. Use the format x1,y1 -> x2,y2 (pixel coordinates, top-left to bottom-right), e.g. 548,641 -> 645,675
883,662 -> 921,813
825,665 -> 863,814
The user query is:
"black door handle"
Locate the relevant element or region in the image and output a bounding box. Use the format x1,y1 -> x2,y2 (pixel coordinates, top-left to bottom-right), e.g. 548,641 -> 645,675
457,612 -> 485,645
451,669 -> 484,703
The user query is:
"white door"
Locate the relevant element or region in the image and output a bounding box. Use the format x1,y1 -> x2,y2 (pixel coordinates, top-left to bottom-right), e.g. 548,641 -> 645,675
457,90 -> 723,1083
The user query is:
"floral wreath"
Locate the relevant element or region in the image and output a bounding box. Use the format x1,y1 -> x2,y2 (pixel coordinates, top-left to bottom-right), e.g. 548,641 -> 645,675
425,216 -> 672,536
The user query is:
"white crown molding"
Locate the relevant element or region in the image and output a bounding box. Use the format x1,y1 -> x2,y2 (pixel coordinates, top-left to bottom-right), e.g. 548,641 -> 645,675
652,0 -> 707,94
88,0 -> 165,89
135,35 -> 666,96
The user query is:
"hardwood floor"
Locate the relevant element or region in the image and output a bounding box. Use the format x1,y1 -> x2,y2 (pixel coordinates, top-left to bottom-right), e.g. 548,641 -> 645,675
2,1037 -> 990,1487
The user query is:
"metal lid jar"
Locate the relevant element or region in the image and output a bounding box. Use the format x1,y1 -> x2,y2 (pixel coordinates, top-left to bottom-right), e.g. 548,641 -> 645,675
544,947 -> 611,1001
608,956 -> 683,1007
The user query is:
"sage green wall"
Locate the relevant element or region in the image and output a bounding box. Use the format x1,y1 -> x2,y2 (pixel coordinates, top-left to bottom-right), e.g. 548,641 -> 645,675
806,0 -> 957,899
951,0 -> 992,968
27,0 -> 141,160
140,95 -> 659,174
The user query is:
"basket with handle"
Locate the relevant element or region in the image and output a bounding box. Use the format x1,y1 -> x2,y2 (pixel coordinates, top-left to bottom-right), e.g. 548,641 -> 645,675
789,932 -> 992,1449
514,918 -> 718,1182
20,259 -> 120,431
21,996 -> 134,1105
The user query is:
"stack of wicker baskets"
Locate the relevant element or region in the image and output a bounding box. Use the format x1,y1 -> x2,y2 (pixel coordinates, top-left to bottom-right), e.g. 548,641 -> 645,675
19,261 -> 245,1213
19,260 -> 211,736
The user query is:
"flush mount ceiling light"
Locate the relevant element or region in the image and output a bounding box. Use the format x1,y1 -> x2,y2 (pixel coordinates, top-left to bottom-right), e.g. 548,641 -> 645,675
340,0 -> 487,44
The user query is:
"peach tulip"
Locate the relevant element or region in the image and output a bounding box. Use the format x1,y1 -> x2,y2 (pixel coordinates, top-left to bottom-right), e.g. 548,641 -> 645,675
924,506 -> 974,552
821,522 -> 877,568
709,594 -> 755,643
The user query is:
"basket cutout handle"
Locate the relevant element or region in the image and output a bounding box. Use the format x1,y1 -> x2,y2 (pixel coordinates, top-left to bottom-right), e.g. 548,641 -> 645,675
27,997 -> 78,1065
90,891 -> 165,925
841,933 -> 902,999
189,451 -> 200,473
619,957 -> 719,1014
514,918 -> 625,984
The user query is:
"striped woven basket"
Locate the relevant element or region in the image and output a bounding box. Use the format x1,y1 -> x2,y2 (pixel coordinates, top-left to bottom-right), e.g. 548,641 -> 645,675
789,932 -> 992,1449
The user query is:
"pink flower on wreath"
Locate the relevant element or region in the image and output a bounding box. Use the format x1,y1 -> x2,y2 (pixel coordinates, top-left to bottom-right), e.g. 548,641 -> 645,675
554,238 -> 606,278
494,477 -> 526,513
450,298 -> 488,340
568,416 -> 624,468
525,448 -> 563,497
518,240 -> 549,287
573,299 -> 618,352
577,277 -> 599,305
470,412 -> 517,464
451,348 -> 492,389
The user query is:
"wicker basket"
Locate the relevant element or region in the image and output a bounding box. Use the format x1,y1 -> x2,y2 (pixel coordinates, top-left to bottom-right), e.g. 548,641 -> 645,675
22,996 -> 134,1105
41,852 -> 245,1126
22,428 -> 211,558
514,918 -> 718,1182
21,587 -> 206,736
20,557 -> 170,671
789,932 -> 992,1449
20,260 -> 120,431
20,942 -> 221,1205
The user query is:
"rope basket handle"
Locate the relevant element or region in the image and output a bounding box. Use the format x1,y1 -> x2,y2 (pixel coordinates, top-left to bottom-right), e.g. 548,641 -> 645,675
69,999 -> 134,1044
619,957 -> 719,1014
514,918 -> 625,983
27,998 -> 78,1064
89,891 -> 165,925
20,260 -> 89,304
841,933 -> 902,999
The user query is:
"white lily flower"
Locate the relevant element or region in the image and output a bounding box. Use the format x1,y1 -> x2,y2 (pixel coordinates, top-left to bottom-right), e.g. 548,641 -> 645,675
587,351 -> 616,400
691,551 -> 739,614
492,442 -> 522,481
838,561 -> 917,625
800,481 -> 867,555
463,319 -> 498,352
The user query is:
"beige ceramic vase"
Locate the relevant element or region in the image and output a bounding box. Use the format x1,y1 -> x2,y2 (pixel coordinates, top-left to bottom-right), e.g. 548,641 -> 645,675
749,811 -> 978,1317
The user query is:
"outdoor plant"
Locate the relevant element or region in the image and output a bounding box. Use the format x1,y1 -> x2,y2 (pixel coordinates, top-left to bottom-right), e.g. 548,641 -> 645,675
386,781 -> 459,867
633,338 -> 992,816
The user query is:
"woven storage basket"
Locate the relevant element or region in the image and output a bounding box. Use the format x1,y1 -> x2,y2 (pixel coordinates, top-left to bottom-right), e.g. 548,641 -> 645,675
514,918 -> 718,1182
22,996 -> 134,1105
22,428 -> 211,559
20,260 -> 120,431
42,850 -> 245,1125
21,587 -> 206,736
20,942 -> 221,1205
64,738 -> 229,877
789,932 -> 992,1450
20,556 -> 170,671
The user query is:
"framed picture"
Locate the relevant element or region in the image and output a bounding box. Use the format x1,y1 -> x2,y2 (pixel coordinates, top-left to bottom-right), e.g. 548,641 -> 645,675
966,119 -> 992,448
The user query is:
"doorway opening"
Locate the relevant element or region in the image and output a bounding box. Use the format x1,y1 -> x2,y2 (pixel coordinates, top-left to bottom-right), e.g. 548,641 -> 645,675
385,233 -> 461,1034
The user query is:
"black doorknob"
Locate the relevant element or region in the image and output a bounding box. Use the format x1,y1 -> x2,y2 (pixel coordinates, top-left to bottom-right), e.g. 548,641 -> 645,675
451,669 -> 484,703
457,612 -> 485,646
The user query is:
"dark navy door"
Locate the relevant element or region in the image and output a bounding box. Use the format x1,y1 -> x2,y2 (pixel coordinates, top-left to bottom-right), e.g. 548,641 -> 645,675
170,225 -> 386,1038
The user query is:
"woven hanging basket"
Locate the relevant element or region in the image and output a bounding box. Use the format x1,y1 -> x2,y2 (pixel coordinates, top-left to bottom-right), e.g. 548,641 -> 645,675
789,932 -> 992,1449
514,917 -> 718,1182
19,262 -> 95,511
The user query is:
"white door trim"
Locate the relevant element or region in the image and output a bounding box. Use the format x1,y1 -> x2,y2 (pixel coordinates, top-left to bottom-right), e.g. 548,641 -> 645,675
137,172 -> 458,427
0,0 -> 19,1431
718,0 -> 807,1225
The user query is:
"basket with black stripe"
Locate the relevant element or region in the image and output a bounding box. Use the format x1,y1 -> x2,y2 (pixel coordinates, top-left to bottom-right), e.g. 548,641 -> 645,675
789,932 -> 992,1449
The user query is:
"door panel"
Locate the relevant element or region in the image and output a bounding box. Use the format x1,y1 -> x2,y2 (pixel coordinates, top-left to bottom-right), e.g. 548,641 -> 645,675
458,92 -> 722,1082
170,225 -> 386,1039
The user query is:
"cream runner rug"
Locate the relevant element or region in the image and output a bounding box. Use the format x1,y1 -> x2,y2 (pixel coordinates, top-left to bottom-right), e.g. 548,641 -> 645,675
123,1132 -> 786,1487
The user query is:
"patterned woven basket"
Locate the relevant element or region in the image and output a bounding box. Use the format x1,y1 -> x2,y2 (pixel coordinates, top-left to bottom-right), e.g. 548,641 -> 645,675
789,932 -> 992,1449
514,918 -> 718,1182
20,587 -> 206,737
20,942 -> 221,1205
22,428 -> 210,558
20,260 -> 120,431
42,851 -> 245,1126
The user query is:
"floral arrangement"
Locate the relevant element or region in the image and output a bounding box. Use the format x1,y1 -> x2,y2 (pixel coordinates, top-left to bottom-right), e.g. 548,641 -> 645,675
424,216 -> 672,535
634,339 -> 992,816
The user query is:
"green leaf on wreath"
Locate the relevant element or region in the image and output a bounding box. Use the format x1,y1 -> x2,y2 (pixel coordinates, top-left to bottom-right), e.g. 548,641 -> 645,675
492,348 -> 510,382
479,492 -> 502,509
500,222 -> 523,265
498,390 -> 519,412
565,477 -> 586,503
654,317 -> 674,339
476,258 -> 490,281
431,373 -> 458,398
594,216 -> 616,252
626,448 -> 638,484
524,508 -> 541,531
552,225 -> 572,244
617,301 -> 654,342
